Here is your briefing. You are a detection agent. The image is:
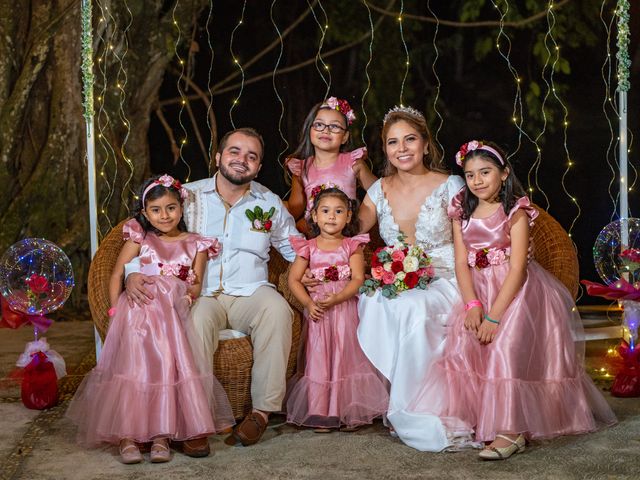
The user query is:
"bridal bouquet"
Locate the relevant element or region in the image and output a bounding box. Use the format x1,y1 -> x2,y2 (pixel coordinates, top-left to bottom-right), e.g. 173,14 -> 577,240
359,235 -> 435,299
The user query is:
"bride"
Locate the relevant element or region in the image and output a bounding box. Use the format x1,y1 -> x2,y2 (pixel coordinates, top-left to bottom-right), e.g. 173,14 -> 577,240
357,106 -> 469,451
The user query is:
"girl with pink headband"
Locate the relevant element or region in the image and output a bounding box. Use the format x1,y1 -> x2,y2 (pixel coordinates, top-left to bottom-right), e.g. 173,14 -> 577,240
284,96 -> 377,236
67,174 -> 234,464
402,141 -> 616,457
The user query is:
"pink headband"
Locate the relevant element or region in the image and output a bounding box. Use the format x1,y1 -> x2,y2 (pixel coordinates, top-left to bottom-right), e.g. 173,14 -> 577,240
321,96 -> 356,125
142,174 -> 188,205
455,140 -> 505,166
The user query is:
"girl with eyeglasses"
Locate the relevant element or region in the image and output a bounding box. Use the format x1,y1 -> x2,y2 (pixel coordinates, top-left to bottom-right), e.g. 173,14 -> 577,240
284,97 -> 377,236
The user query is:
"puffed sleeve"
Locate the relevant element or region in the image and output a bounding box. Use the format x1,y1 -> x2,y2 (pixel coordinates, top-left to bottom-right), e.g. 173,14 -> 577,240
122,218 -> 145,243
349,147 -> 367,165
289,235 -> 311,259
286,158 -> 303,176
507,196 -> 539,226
447,188 -> 465,220
195,235 -> 221,259
344,233 -> 370,256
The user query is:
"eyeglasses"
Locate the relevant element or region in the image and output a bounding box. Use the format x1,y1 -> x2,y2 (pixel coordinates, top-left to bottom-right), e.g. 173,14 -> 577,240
311,121 -> 346,134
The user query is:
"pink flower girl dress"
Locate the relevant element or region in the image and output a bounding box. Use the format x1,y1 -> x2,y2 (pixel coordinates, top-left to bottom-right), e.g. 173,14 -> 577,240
286,234 -> 389,428
403,195 -> 616,449
67,219 -> 234,446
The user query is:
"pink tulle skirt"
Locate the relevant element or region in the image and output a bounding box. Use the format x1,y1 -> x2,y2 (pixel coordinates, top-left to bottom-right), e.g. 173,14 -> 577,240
66,276 -> 234,446
286,282 -> 388,428
408,261 -> 617,442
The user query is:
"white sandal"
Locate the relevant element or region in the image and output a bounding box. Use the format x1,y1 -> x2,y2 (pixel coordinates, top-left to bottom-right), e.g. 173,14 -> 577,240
478,434 -> 525,460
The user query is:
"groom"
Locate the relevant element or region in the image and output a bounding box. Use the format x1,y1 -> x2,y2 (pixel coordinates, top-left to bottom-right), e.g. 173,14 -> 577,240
125,127 -> 301,454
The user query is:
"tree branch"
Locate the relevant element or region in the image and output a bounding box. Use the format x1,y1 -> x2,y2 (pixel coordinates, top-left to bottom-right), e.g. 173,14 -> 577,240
367,0 -> 572,28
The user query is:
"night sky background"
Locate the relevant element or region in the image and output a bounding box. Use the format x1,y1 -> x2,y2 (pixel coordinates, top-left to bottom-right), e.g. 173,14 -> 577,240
147,1 -> 639,305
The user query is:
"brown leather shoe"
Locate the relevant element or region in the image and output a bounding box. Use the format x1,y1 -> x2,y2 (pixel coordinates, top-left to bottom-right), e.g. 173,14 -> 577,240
226,412 -> 268,446
182,436 -> 210,457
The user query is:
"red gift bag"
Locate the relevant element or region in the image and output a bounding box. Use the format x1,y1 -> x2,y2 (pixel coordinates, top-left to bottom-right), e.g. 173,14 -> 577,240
611,341 -> 640,397
21,352 -> 58,409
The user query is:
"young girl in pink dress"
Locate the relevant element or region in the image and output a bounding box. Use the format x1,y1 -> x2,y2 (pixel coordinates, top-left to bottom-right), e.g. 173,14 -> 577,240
287,187 -> 388,431
67,175 -> 234,464
285,96 -> 377,236
403,141 -> 616,457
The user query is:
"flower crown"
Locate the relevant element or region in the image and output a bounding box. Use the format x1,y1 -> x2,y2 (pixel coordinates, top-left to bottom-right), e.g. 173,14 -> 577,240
321,97 -> 356,125
383,105 -> 425,125
142,174 -> 189,205
455,140 -> 505,167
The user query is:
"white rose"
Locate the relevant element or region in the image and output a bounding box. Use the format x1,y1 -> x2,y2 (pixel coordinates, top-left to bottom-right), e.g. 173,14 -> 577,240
395,271 -> 406,281
403,255 -> 419,272
383,261 -> 393,272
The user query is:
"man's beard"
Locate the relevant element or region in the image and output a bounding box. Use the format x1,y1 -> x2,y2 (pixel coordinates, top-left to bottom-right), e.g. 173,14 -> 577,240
219,162 -> 257,186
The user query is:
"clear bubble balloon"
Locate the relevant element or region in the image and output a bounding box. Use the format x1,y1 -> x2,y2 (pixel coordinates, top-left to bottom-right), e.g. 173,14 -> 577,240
0,238 -> 74,315
593,218 -> 640,286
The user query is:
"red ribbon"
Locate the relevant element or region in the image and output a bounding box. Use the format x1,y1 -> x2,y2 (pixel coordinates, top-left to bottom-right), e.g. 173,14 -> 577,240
0,297 -> 52,333
581,278 -> 640,302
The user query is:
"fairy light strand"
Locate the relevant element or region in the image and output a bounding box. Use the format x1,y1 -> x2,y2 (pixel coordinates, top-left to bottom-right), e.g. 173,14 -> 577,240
228,0 -> 247,128
359,0 -> 374,153
397,0 -> 410,105
490,0 -> 545,206
270,0 -> 289,173
307,0 -> 331,97
545,2 -> 581,239
204,1 -> 216,175
426,0 -> 445,158
170,2 -> 192,181
599,3 -> 621,219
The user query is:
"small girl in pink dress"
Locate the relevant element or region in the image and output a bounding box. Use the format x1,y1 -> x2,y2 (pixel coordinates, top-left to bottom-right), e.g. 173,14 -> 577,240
285,96 -> 377,236
67,175 -> 234,464
404,141 -> 616,457
287,187 -> 388,431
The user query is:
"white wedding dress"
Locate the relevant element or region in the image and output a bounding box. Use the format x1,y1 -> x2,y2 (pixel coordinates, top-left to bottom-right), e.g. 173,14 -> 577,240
357,175 -> 470,452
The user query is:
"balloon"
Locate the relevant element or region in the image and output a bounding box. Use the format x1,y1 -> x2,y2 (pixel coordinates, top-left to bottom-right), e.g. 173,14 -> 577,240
0,238 -> 74,315
593,218 -> 640,286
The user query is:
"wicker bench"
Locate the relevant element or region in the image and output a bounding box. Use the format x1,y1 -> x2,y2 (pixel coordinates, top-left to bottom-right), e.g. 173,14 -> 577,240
87,205 -> 577,419
87,220 -> 302,419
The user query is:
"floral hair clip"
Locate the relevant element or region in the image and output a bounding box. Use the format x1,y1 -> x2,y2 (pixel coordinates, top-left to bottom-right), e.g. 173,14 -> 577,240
383,105 -> 425,125
142,174 -> 189,205
322,96 -> 356,125
455,140 -> 505,167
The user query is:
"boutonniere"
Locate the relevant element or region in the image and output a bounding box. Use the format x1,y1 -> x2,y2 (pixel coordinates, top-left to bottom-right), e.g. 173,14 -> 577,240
245,205 -> 275,232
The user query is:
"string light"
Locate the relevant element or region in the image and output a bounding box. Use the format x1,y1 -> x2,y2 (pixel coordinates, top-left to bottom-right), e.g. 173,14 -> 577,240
270,0 -> 289,176
307,0 -> 331,97
426,0 -> 445,158
228,0 -> 247,128
398,0 -> 410,105
359,0 -> 375,168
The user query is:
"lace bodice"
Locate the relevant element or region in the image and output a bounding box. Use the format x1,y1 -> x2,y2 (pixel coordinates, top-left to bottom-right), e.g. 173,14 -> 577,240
367,176 -> 464,279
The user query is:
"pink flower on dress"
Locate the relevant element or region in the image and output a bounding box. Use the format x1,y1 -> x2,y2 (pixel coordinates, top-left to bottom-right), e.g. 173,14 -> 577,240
487,248 -> 507,265
382,271 -> 396,285
467,251 -> 477,268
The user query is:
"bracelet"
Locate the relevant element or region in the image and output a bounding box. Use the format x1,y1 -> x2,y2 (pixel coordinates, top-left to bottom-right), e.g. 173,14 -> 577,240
483,314 -> 500,325
107,307 -> 117,317
464,300 -> 482,311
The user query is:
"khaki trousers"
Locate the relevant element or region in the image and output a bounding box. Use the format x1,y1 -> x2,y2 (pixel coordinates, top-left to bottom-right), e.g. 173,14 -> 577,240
190,286 -> 293,412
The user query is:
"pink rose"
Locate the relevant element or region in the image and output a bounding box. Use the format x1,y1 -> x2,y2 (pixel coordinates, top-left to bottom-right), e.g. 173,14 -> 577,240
391,249 -> 406,262
371,266 -> 385,280
487,249 -> 506,265
382,271 -> 396,285
425,265 -> 435,277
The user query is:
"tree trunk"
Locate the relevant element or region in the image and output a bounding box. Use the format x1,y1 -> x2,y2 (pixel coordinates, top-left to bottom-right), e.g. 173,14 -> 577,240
0,0 -> 208,310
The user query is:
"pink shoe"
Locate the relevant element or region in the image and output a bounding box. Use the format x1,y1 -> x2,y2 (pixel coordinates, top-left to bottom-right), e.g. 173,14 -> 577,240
150,438 -> 171,463
119,439 -> 143,464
